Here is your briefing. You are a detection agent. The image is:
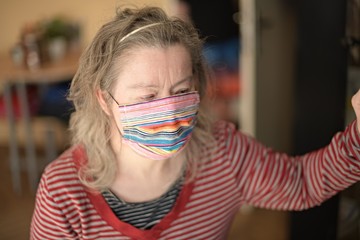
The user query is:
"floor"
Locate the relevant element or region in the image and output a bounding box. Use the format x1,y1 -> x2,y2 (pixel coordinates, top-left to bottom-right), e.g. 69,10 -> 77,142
228,207 -> 288,240
0,145 -> 288,240
0,147 -> 36,240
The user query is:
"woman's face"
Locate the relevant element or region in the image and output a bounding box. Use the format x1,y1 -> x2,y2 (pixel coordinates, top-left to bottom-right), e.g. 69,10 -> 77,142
104,44 -> 196,155
111,44 -> 194,106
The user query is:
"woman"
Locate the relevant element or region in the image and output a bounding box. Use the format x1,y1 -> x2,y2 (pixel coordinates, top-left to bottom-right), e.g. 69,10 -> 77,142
31,6 -> 360,239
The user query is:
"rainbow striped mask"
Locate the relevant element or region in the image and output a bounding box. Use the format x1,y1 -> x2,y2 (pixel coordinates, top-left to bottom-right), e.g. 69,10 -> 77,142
118,91 -> 200,160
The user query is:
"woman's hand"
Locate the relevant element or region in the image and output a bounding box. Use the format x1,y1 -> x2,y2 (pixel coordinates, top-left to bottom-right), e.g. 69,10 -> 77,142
352,89 -> 360,132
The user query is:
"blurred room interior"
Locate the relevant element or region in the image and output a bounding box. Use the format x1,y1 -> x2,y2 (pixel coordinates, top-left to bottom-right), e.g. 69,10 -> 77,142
0,0 -> 360,239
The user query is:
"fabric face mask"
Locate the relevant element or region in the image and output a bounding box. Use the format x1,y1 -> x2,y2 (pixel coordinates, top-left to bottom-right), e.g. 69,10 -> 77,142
117,91 -> 200,160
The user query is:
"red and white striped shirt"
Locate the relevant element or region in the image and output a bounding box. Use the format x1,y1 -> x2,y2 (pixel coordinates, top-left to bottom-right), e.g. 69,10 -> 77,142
31,121 -> 360,239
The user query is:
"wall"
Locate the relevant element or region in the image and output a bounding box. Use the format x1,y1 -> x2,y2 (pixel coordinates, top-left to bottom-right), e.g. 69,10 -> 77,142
240,0 -> 296,153
239,0 -> 257,137
255,0 -> 296,152
0,0 -> 169,55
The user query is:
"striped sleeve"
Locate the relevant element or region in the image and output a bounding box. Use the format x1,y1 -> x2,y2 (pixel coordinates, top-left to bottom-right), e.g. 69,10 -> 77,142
30,171 -> 77,239
222,120 -> 360,211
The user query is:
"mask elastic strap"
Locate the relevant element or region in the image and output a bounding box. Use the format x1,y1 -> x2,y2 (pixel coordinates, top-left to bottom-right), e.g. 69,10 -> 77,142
107,91 -> 120,106
105,91 -> 124,138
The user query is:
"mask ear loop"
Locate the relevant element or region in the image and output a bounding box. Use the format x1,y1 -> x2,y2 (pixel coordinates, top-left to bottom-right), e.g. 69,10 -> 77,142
107,91 -> 125,138
105,91 -> 128,164
107,91 -> 120,106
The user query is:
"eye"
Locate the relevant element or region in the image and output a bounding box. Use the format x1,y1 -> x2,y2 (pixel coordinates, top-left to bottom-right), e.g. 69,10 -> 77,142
140,94 -> 156,101
175,88 -> 190,95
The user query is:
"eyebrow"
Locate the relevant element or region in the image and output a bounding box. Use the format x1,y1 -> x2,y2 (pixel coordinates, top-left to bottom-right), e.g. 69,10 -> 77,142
128,76 -> 193,90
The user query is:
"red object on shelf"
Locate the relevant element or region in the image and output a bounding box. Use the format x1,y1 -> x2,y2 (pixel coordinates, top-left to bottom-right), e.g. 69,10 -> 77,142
0,85 -> 40,119
213,72 -> 241,98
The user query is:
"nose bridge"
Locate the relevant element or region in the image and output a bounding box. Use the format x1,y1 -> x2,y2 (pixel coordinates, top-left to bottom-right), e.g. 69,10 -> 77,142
157,78 -> 173,99
157,89 -> 172,99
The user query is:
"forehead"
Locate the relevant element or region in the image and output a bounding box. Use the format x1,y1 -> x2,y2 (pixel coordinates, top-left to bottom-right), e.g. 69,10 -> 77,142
114,44 -> 192,87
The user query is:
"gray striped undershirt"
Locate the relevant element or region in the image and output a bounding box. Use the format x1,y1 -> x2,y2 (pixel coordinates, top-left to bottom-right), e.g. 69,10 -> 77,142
102,175 -> 184,230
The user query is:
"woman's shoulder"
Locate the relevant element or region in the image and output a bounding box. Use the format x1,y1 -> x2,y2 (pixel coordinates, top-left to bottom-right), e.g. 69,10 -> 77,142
213,120 -> 237,133
41,145 -> 86,187
37,145 -> 91,215
45,144 -> 85,170
196,120 -> 248,178
212,120 -> 241,141
210,120 -> 254,152
198,120 -> 241,159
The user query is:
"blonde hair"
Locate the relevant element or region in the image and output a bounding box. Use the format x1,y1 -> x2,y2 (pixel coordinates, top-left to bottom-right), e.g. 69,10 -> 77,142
68,6 -> 214,190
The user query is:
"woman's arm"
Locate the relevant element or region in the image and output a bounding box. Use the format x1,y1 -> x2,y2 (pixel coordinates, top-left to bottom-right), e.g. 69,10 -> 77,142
226,119 -> 360,211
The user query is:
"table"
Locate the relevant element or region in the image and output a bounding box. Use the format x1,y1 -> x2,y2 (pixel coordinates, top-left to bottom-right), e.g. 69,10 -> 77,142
0,50 -> 80,194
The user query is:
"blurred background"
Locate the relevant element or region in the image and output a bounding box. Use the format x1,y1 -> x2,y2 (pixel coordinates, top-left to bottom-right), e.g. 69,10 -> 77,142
0,0 -> 360,239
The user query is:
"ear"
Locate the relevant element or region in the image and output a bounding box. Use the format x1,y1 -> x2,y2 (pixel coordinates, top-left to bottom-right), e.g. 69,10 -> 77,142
96,89 -> 111,116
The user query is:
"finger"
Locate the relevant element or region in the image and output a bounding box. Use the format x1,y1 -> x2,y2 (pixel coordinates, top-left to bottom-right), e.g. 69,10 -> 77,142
351,89 -> 360,111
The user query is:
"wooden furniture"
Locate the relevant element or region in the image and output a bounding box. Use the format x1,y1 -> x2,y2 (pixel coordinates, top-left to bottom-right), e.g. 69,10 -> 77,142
0,50 -> 80,194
